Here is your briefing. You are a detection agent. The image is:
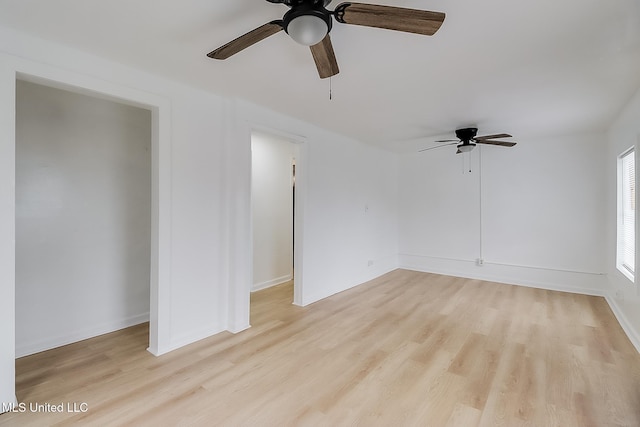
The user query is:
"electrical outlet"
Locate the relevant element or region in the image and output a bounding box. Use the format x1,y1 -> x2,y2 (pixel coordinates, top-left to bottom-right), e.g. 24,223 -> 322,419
367,260 -> 374,267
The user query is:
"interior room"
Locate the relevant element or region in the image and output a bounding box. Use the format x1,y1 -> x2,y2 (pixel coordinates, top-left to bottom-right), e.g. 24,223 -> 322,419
0,0 -> 639,425
15,80 -> 153,358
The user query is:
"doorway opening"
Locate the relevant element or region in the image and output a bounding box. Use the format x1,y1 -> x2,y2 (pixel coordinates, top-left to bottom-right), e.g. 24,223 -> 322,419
15,79 -> 153,357
250,130 -> 301,321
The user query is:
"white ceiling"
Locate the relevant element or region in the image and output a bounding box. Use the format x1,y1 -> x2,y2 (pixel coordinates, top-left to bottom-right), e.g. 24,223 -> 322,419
1,0 -> 639,151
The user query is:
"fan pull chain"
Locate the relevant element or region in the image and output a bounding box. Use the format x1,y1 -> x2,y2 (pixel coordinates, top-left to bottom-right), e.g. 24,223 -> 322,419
462,152 -> 472,174
329,76 -> 332,100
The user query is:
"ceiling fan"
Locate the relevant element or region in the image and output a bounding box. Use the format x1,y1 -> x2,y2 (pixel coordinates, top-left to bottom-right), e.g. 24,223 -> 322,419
419,128 -> 517,154
207,0 -> 445,79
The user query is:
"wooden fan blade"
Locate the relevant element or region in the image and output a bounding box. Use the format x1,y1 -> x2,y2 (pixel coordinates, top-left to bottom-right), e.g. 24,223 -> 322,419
207,20 -> 283,60
434,139 -> 459,143
418,143 -> 457,152
334,2 -> 445,36
474,133 -> 512,141
310,34 -> 340,79
477,140 -> 517,147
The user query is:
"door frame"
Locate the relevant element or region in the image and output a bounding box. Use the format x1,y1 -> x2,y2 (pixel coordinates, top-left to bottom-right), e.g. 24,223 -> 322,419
2,62 -> 171,367
249,125 -> 306,309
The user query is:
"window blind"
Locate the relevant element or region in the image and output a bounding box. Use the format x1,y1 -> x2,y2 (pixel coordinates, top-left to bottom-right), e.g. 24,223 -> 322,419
621,149 -> 635,275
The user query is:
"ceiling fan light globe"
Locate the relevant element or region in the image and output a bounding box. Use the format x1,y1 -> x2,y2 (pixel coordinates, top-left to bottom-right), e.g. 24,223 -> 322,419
287,15 -> 328,46
457,143 -> 476,153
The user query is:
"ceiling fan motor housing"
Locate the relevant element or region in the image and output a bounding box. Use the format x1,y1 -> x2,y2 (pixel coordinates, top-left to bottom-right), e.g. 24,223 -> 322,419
455,127 -> 478,142
266,0 -> 332,5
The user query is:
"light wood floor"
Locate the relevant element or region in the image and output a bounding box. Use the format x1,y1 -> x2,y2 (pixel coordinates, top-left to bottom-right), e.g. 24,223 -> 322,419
2,270 -> 640,426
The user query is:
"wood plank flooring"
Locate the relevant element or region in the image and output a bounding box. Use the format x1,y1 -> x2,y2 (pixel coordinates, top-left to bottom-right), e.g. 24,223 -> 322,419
2,269 -> 640,426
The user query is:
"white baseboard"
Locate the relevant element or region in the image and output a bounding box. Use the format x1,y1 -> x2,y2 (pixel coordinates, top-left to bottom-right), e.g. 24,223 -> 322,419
252,274 -> 292,292
301,263 -> 398,307
604,294 -> 640,354
162,323 -> 226,354
301,280 -> 365,307
15,313 -> 150,358
227,323 -> 251,334
399,254 -> 606,296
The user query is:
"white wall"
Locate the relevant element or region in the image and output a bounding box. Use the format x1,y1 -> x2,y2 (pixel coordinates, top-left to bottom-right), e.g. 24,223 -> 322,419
606,87 -> 640,352
251,131 -> 296,291
398,132 -> 607,294
299,125 -> 400,303
15,80 -> 151,357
